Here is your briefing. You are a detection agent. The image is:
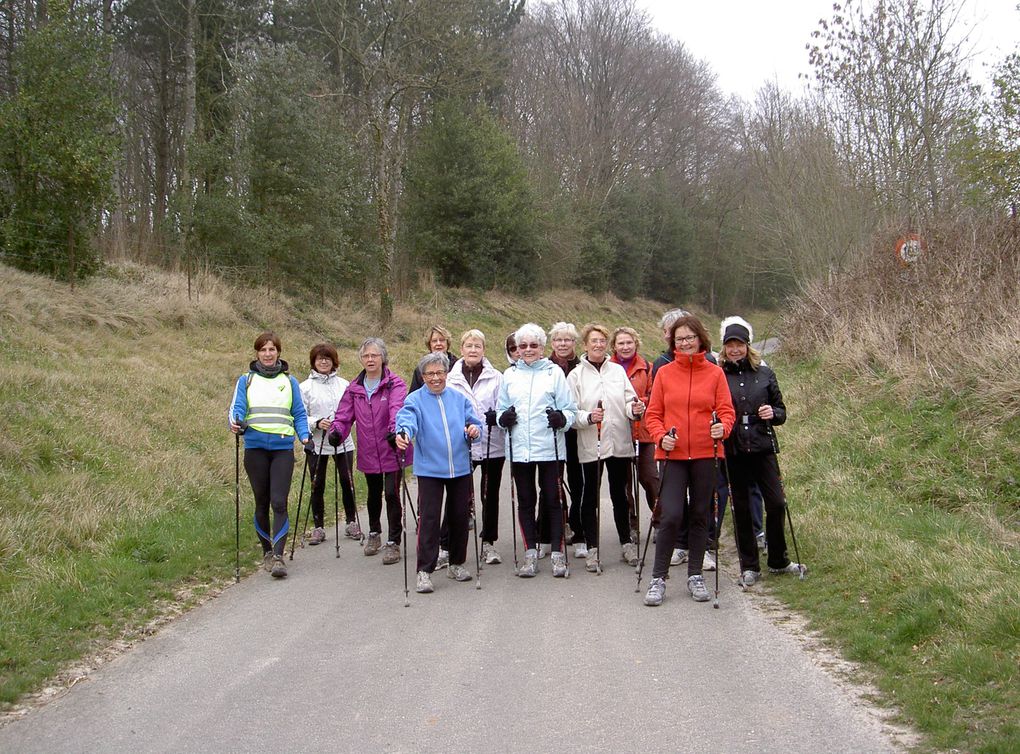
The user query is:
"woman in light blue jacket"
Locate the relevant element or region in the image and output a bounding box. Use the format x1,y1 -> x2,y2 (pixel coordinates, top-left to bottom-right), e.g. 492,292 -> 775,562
395,353 -> 482,594
496,323 -> 577,578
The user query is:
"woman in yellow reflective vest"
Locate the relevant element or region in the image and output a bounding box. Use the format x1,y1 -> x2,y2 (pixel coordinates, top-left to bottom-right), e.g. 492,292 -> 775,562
229,331 -> 311,578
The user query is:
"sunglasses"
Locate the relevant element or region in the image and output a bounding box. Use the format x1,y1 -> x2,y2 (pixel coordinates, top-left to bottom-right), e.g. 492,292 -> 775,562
518,342 -> 541,350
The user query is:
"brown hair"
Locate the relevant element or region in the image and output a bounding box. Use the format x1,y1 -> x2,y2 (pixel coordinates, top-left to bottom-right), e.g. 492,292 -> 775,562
610,326 -> 642,354
254,331 -> 282,353
309,342 -> 339,371
668,315 -> 711,354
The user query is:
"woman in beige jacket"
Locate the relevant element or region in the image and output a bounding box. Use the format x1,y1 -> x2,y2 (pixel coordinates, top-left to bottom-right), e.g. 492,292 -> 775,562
566,323 -> 644,571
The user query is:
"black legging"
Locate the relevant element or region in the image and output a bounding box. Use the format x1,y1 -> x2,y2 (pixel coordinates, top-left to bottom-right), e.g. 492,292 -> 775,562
727,452 -> 790,571
417,475 -> 472,572
309,451 -> 356,528
365,471 -> 401,542
244,448 -> 294,556
579,457 -> 632,547
513,461 -> 561,551
651,458 -> 714,579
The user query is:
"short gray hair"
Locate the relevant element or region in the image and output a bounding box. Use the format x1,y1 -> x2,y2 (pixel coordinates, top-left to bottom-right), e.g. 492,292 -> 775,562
418,352 -> 449,374
548,321 -> 579,341
515,323 -> 547,348
658,308 -> 690,332
358,337 -> 388,366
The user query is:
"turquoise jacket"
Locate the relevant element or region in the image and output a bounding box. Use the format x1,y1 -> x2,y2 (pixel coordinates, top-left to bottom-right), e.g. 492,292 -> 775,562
497,357 -> 577,463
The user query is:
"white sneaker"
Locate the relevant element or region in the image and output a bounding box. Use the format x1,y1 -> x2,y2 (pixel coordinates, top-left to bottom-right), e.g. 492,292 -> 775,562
537,543 -> 550,559
435,549 -> 449,570
551,551 -> 567,577
415,571 -> 434,593
481,542 -> 502,565
518,549 -> 538,578
448,563 -> 472,582
585,547 -> 600,573
574,543 -> 589,558
670,548 -> 688,566
621,542 -> 639,566
703,551 -> 717,571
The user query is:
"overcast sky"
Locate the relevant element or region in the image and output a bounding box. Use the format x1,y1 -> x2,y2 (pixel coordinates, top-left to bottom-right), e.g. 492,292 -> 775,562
635,0 -> 1020,101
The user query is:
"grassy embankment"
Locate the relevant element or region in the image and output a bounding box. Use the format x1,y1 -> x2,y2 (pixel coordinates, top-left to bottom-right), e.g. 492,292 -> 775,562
0,262 -> 667,707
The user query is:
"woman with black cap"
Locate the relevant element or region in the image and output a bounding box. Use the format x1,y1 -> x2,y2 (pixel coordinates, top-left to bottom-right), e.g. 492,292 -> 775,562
718,316 -> 806,587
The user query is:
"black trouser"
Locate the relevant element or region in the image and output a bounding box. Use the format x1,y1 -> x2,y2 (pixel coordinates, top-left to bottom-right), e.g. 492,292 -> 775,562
651,459 -> 714,580
365,471 -> 401,543
417,475 -> 472,572
244,448 -> 294,556
676,458 -> 728,549
309,451 -> 356,528
727,452 -> 790,571
558,429 -> 583,543
440,457 -> 504,549
627,442 -> 659,537
580,457 -> 632,547
513,461 -> 561,552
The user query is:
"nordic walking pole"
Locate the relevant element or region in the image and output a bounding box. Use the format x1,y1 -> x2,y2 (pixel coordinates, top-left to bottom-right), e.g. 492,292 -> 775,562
711,415 -> 723,608
632,439 -> 641,552
636,427 -> 674,592
346,450 -> 364,542
507,424 -> 520,575
551,421 -> 570,578
480,415 -> 493,570
594,400 -> 603,575
333,451 -> 341,558
715,411 -> 747,594
398,438 -> 411,607
766,420 -> 806,580
233,419 -> 247,583
465,425 -> 481,589
298,429 -> 328,549
288,447 -> 312,560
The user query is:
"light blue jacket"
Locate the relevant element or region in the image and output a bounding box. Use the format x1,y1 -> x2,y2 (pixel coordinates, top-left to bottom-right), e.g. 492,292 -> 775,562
395,387 -> 481,479
497,357 -> 577,463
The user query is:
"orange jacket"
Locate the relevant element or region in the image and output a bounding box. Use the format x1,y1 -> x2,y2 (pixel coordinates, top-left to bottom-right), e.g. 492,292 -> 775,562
645,351 -> 735,461
612,353 -> 654,443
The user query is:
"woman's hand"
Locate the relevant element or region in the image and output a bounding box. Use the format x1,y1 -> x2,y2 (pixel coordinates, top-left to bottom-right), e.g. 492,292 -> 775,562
317,418 -> 331,431
395,432 -> 410,451
631,398 -> 645,417
660,432 -> 676,452
710,421 -> 724,440
758,405 -> 774,421
589,405 -> 605,424
465,424 -> 481,440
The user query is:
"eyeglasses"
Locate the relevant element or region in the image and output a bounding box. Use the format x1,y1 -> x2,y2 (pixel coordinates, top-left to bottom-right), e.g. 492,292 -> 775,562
674,335 -> 698,344
518,342 -> 541,350
423,371 -> 446,379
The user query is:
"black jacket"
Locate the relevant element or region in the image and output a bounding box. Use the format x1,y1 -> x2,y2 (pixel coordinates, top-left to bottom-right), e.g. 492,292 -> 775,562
721,357 -> 786,455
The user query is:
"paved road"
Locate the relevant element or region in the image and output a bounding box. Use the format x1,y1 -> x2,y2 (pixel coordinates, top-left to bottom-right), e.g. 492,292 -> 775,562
0,471 -> 898,754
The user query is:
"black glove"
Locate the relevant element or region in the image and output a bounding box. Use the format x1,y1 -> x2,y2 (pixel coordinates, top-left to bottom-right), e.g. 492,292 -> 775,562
484,408 -> 498,428
328,431 -> 342,448
303,443 -> 315,456
498,407 -> 517,428
546,408 -> 567,430
386,431 -> 398,449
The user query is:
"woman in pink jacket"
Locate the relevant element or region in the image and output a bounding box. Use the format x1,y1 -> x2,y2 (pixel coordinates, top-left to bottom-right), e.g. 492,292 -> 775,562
329,338 -> 410,565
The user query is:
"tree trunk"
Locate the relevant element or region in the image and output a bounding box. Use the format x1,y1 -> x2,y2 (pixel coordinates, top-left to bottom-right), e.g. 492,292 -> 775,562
181,0 -> 197,298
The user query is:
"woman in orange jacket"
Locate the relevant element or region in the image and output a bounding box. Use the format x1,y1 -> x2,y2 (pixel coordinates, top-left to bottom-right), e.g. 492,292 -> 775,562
642,314 -> 735,605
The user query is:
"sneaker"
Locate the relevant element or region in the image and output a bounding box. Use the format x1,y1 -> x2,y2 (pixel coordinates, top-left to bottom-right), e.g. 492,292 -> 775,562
644,577 -> 665,606
262,552 -> 274,572
621,542 -> 639,566
741,569 -> 761,587
270,555 -> 288,579
769,562 -> 808,576
630,529 -> 640,545
345,520 -> 363,540
756,531 -> 767,551
364,532 -> 381,556
687,574 -> 709,602
416,571 -> 434,593
703,551 -> 717,571
481,542 -> 502,565
585,547 -> 600,573
448,563 -> 472,582
670,548 -> 688,566
564,524 -> 575,543
537,543 -> 550,560
551,551 -> 567,577
308,526 -> 326,546
518,549 -> 538,578
574,543 -> 589,559
435,549 -> 450,569
381,542 -> 400,565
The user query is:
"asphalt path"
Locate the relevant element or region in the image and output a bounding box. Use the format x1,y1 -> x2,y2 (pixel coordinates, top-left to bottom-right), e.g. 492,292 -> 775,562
0,468 -> 899,754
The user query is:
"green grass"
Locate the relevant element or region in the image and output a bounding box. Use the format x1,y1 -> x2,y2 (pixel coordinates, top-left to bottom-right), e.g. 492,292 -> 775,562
771,357 -> 1020,753
0,262 -> 668,706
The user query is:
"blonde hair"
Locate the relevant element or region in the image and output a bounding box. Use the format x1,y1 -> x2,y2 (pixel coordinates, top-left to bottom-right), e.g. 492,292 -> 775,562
610,326 -> 641,353
548,321 -> 579,341
460,328 -> 486,346
580,323 -> 610,345
424,324 -> 452,351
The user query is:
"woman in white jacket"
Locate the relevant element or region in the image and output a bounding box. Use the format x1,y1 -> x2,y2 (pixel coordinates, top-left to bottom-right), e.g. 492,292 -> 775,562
446,329 -> 507,565
567,324 -> 644,570
497,323 -> 577,578
299,343 -> 360,545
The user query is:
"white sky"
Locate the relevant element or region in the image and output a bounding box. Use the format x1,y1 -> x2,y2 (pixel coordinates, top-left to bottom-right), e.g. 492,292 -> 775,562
636,0 -> 1020,101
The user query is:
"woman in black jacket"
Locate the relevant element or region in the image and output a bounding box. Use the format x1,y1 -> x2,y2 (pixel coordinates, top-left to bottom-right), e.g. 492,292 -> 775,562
719,317 -> 806,586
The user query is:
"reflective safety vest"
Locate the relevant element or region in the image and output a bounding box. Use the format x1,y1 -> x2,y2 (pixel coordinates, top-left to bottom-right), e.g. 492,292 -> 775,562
244,373 -> 295,436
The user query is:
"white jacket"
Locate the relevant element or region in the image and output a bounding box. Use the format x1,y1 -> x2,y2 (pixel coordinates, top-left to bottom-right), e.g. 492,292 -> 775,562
446,357 -> 506,460
567,355 -> 637,462
497,357 -> 577,463
299,371 -> 356,455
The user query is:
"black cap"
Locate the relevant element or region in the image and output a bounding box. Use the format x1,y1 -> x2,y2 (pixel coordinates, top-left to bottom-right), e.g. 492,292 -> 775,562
722,323 -> 750,344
